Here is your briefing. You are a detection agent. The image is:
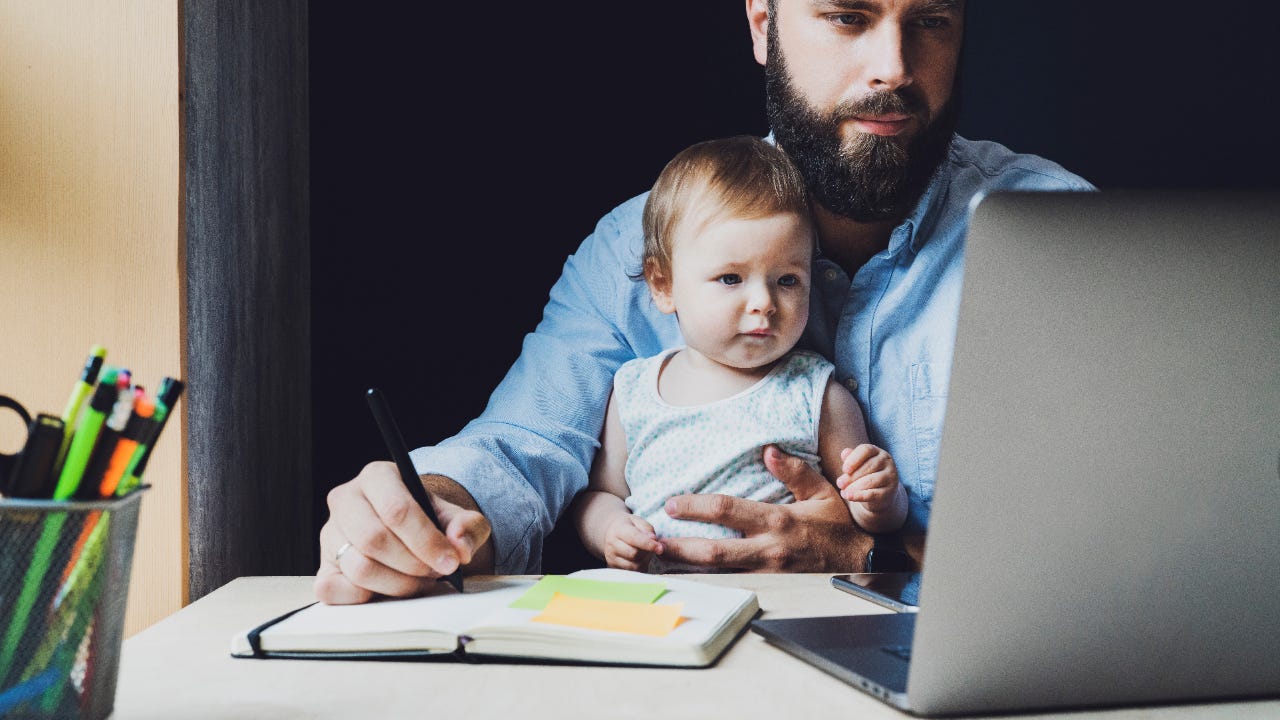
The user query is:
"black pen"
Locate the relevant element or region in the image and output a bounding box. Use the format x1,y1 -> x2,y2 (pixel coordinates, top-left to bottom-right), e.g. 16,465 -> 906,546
365,388 -> 464,593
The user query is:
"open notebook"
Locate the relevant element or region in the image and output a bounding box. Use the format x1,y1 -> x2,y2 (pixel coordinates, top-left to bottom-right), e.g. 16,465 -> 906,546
231,568 -> 759,668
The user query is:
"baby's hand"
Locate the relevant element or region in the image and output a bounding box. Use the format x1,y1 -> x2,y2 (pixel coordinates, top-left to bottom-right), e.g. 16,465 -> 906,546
603,514 -> 663,572
836,444 -> 899,512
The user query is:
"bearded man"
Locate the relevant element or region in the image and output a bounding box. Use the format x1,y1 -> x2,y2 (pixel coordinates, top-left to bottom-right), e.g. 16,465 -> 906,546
315,0 -> 1092,604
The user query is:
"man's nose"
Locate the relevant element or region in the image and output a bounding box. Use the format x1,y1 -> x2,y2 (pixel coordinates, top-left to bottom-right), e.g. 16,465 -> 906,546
861,22 -> 912,93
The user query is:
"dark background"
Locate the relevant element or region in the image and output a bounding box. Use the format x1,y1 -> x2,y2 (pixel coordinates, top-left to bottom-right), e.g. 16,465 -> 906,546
309,2 -> 1280,568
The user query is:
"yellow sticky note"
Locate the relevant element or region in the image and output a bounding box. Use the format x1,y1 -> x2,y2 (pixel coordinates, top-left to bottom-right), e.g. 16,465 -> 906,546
531,592 -> 684,637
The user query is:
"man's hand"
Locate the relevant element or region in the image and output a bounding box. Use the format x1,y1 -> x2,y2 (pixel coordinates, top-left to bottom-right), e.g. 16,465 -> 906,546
658,445 -> 875,572
314,462 -> 492,604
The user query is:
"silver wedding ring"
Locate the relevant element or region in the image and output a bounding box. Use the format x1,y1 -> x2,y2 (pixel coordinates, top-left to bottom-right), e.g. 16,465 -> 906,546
334,541 -> 354,566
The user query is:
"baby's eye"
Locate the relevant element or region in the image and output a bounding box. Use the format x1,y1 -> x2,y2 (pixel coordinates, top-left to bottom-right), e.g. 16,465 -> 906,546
778,275 -> 800,287
718,274 -> 742,286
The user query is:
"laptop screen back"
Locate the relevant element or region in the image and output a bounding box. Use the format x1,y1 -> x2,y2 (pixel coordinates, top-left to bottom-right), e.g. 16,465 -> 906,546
907,190 -> 1280,715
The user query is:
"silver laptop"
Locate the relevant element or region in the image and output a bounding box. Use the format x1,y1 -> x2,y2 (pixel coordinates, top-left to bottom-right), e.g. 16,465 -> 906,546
751,190 -> 1280,716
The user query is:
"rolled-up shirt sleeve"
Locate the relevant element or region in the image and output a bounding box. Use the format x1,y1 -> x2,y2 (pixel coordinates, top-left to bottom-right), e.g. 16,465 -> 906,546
411,196 -> 669,573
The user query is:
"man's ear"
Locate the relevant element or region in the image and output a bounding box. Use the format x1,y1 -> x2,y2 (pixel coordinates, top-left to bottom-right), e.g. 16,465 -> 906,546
646,260 -> 677,315
746,0 -> 770,67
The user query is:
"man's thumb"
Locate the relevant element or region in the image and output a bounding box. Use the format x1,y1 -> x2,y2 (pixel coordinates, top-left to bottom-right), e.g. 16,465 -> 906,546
763,444 -> 828,501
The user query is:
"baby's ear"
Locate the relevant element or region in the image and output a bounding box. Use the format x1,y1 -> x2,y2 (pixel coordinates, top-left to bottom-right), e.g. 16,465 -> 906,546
645,259 -> 677,315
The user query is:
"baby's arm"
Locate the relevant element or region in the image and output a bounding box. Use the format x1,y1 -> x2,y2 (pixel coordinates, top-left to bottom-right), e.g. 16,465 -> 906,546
816,379 -> 908,533
569,388 -> 663,571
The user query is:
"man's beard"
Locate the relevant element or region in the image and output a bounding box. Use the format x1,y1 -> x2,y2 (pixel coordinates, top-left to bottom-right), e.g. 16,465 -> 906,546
765,48 -> 960,223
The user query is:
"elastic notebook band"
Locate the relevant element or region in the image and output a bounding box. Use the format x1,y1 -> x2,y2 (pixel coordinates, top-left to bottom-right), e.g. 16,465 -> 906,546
245,602 -> 318,658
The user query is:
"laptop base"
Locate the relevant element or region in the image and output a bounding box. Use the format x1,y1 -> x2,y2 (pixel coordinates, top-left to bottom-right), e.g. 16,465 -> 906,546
751,614 -> 914,712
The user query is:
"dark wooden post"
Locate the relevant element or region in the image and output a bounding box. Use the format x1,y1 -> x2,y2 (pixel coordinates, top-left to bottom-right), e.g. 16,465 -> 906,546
181,0 -> 311,600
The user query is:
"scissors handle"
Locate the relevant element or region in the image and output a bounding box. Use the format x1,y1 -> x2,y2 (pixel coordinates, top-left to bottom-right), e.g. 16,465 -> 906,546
0,395 -> 35,493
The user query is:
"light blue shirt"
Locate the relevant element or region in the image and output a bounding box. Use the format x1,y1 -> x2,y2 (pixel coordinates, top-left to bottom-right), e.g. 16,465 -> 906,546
412,135 -> 1094,573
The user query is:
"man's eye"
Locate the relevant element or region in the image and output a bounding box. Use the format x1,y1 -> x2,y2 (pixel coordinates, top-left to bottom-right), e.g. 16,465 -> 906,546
778,275 -> 800,287
917,16 -> 949,29
829,14 -> 866,27
718,274 -> 742,285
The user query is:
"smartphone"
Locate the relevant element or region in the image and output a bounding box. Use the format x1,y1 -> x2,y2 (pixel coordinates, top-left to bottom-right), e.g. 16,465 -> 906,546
830,572 -> 921,613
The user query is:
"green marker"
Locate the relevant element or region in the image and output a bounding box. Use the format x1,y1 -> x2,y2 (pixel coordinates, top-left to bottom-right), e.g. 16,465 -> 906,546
52,368 -> 118,501
61,346 -> 108,422
57,345 -> 107,468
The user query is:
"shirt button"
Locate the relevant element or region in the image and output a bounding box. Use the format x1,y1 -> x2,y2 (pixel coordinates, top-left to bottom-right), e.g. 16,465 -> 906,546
825,269 -> 840,282
844,378 -> 859,392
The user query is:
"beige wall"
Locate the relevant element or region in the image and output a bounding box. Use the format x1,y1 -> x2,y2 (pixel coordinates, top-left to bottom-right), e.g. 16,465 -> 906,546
0,1 -> 182,635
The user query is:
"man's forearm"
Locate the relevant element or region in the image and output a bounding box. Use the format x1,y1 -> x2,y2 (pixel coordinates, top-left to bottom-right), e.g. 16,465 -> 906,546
421,473 -> 495,574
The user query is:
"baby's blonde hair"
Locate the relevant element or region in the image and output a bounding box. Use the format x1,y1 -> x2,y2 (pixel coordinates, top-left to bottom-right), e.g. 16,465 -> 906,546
641,135 -> 811,285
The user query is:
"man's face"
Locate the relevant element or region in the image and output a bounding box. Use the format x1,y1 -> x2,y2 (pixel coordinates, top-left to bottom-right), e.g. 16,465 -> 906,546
751,0 -> 965,222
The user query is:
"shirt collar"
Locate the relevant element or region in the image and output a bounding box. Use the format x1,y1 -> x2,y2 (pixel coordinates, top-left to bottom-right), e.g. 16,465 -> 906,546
897,137 -> 956,255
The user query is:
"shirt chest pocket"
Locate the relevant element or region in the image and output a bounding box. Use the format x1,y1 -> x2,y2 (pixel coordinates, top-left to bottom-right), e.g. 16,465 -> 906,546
909,362 -> 950,505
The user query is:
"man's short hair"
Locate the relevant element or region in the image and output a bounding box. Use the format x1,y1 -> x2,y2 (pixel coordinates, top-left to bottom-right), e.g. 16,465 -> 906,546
641,135 -> 811,283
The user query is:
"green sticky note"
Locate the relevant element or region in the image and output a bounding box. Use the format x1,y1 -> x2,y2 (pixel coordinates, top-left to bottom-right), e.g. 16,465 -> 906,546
509,575 -> 666,611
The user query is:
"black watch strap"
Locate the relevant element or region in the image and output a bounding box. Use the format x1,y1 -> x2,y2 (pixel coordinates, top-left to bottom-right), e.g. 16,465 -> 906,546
865,533 -> 912,572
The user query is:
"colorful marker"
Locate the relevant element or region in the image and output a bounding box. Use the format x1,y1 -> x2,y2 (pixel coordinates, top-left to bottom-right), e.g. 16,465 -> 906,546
76,373 -> 134,500
117,378 -> 183,495
55,345 -> 107,469
52,368 -> 118,501
98,394 -> 154,497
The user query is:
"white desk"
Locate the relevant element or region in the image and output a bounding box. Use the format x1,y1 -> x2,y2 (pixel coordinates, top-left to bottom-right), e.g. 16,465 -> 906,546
114,575 -> 1278,719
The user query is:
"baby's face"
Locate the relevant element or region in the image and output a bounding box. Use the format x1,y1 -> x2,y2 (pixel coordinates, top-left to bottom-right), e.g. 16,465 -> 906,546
654,211 -> 812,372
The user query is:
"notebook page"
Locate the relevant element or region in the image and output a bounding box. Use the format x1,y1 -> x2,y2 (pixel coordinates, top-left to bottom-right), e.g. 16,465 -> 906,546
263,577 -> 535,643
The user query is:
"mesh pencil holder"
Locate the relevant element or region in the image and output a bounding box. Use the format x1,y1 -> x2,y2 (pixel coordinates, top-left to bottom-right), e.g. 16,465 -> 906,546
0,488 -> 147,720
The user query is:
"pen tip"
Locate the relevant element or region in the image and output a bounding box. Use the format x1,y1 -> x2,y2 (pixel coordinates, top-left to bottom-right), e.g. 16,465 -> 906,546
446,574 -> 464,594
90,345 -> 107,358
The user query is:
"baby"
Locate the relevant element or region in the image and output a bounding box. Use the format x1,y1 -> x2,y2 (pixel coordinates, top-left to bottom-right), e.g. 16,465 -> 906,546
571,136 -> 906,572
